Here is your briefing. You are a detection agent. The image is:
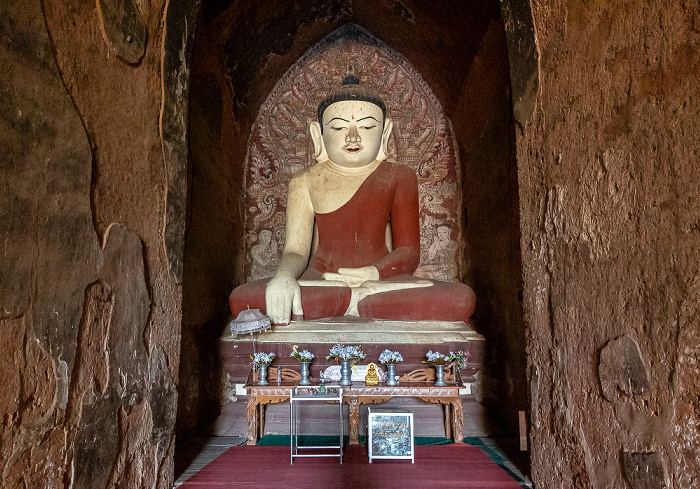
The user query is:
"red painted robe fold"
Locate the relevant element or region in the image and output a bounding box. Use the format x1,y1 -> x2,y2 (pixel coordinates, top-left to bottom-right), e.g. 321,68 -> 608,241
230,161 -> 475,323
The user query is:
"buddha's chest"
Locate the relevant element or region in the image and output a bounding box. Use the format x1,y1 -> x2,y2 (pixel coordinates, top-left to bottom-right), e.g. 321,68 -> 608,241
307,172 -> 369,214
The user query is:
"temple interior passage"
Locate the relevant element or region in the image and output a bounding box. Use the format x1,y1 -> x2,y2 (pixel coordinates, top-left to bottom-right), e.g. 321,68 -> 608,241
182,0 -> 525,453
3,1 -> 699,488
180,0 -> 527,479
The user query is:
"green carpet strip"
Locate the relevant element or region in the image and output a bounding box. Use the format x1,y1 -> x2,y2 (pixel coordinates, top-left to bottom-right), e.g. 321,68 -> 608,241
256,434 -> 452,446
463,437 -> 529,488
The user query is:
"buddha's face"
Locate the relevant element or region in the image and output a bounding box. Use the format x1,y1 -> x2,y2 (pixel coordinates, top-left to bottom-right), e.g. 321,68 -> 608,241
319,101 -> 389,168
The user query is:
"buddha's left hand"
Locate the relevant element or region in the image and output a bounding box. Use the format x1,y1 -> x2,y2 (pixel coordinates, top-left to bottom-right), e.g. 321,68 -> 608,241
323,266 -> 380,287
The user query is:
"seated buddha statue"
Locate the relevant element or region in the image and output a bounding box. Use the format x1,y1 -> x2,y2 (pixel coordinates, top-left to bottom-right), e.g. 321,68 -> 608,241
230,72 -> 476,325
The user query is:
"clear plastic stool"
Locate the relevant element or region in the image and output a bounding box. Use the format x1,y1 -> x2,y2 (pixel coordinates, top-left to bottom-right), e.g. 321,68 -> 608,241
290,384 -> 344,464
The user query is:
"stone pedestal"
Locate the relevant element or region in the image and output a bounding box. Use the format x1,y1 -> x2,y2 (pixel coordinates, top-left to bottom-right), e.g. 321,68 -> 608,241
219,319 -> 484,387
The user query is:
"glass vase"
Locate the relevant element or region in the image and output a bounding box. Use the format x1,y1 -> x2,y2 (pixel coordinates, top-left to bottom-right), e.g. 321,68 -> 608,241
434,364 -> 446,386
340,359 -> 352,386
299,361 -> 311,385
257,363 -> 269,385
385,363 -> 399,386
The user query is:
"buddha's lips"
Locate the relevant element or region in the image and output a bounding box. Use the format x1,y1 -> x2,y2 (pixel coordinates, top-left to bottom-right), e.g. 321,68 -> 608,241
345,147 -> 361,153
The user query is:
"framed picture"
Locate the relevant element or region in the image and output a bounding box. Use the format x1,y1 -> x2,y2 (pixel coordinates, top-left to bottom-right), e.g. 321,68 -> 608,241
367,408 -> 414,463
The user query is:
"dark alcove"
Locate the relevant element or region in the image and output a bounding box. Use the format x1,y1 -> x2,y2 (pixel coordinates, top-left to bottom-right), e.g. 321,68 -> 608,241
178,0 -> 527,475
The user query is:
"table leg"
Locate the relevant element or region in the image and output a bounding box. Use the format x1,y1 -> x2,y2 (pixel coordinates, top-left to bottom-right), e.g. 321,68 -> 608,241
347,395 -> 360,445
246,395 -> 258,446
258,403 -> 266,440
451,398 -> 464,443
444,403 -> 452,439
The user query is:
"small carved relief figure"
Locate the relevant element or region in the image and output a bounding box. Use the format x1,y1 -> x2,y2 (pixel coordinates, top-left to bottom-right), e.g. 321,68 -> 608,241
230,70 -> 475,325
414,224 -> 459,282
249,229 -> 279,280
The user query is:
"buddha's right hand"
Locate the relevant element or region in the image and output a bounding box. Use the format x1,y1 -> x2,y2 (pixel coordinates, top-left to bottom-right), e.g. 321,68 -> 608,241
265,273 -> 304,324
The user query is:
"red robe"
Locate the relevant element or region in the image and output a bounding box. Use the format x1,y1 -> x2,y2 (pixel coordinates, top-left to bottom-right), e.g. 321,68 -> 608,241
230,161 -> 475,323
302,161 -> 420,279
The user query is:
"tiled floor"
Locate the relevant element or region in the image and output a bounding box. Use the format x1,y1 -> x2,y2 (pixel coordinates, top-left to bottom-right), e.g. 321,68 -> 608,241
173,395 -> 532,487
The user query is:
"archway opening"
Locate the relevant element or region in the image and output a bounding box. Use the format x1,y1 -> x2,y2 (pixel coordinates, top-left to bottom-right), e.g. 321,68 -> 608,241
177,0 -> 527,477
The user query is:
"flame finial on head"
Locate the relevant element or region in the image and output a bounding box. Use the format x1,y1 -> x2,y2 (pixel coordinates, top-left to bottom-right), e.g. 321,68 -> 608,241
317,65 -> 386,131
342,64 -> 360,86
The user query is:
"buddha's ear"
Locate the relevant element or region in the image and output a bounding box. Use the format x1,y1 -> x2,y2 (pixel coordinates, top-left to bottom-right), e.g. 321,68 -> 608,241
310,121 -> 328,163
377,118 -> 394,162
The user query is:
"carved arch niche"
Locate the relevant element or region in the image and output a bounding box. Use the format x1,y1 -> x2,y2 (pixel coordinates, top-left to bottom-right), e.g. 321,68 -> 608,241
244,25 -> 463,283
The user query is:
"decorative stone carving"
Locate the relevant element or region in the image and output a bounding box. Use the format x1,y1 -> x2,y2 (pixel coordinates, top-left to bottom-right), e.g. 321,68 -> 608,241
243,25 -> 462,283
75,281 -> 114,398
598,335 -> 649,402
72,224 -> 151,489
249,229 -> 279,280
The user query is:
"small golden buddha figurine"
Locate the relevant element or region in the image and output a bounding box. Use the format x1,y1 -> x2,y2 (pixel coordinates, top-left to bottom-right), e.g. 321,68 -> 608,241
365,362 -> 379,385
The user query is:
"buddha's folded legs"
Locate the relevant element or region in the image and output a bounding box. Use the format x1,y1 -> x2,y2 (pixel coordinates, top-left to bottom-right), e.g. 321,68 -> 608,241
230,279 -> 352,323
230,276 -> 476,324
357,279 -> 476,323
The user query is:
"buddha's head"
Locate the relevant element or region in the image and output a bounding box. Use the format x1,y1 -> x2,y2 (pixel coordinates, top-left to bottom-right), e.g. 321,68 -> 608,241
310,70 -> 393,168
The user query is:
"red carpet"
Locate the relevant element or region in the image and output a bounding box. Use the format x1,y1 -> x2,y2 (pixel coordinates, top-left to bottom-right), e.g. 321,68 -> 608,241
179,444 -> 523,488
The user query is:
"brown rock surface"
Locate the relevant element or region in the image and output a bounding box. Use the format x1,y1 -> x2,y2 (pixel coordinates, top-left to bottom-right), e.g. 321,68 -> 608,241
520,1 -> 700,486
1,1 -> 187,487
622,451 -> 668,489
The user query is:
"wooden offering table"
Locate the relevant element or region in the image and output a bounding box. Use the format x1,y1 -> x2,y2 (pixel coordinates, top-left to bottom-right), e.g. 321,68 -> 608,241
344,382 -> 463,445
244,368 -> 463,446
245,384 -> 292,445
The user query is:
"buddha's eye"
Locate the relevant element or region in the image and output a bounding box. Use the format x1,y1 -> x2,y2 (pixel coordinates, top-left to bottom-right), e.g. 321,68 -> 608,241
330,126 -> 345,131
360,125 -> 377,130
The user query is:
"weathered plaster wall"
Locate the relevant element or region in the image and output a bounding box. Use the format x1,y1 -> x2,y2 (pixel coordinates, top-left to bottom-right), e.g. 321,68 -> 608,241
179,12 -> 247,436
522,2 -> 700,487
1,1 -> 195,487
453,15 -> 527,430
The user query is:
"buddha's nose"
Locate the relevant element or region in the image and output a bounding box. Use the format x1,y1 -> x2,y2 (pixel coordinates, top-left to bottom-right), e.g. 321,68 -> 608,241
346,124 -> 361,144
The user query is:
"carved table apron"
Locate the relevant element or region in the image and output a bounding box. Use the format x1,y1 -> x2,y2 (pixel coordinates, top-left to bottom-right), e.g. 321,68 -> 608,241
244,382 -> 463,446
